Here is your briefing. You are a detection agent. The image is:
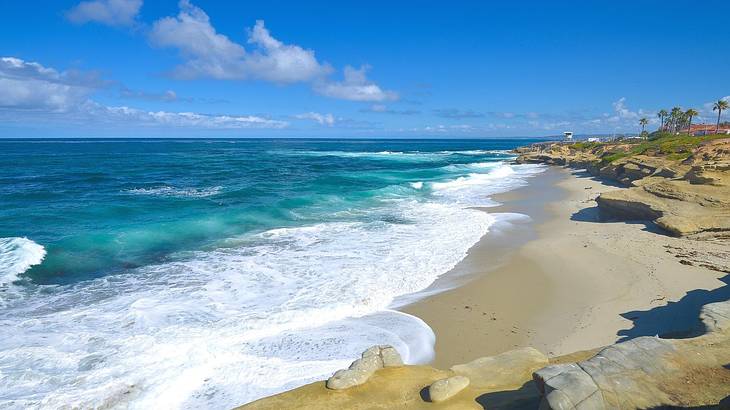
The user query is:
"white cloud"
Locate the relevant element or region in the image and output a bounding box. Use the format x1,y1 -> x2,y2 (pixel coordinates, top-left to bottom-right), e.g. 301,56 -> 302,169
149,1 -> 330,83
0,57 -> 100,111
0,56 -> 287,130
66,0 -> 142,27
611,97 -> 640,120
92,103 -> 287,128
147,1 -> 396,100
314,65 -> 398,102
295,112 -> 335,126
701,96 -> 730,121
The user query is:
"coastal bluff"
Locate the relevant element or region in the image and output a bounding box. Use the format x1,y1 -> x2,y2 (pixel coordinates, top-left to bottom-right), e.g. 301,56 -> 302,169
514,136 -> 730,238
237,299 -> 730,409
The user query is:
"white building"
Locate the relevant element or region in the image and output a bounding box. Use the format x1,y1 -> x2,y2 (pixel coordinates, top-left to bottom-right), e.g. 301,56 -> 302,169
563,131 -> 574,141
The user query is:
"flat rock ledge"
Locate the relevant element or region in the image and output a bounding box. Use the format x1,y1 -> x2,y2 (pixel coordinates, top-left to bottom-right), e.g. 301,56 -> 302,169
515,138 -> 730,238
534,300 -> 730,409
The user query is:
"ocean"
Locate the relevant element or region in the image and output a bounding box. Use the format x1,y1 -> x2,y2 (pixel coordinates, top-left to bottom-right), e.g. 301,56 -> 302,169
0,138 -> 545,408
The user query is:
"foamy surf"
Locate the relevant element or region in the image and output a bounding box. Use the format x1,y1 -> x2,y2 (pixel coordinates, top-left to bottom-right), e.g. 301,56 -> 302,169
0,140 -> 547,409
0,237 -> 45,286
124,186 -> 222,198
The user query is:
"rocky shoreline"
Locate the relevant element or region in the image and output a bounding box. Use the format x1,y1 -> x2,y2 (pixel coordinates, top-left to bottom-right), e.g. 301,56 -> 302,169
238,301 -> 730,409
514,138 -> 730,239
237,137 -> 730,409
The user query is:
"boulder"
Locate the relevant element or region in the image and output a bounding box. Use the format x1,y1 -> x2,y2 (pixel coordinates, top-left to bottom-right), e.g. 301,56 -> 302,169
325,368 -> 373,390
325,345 -> 403,390
380,346 -> 404,367
428,375 -> 470,402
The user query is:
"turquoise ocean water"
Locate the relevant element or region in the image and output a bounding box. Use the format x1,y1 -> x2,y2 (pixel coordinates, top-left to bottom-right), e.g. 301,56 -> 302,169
0,138 -> 544,408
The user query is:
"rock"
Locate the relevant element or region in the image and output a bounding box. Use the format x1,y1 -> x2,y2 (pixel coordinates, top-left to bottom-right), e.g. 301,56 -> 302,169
325,368 -> 373,390
380,346 -> 403,367
325,345 -> 402,390
349,354 -> 383,373
515,138 -> 730,238
534,300 -> 730,409
451,347 -> 548,389
360,344 -> 402,367
428,375 -> 470,402
700,300 -> 730,332
596,180 -> 730,237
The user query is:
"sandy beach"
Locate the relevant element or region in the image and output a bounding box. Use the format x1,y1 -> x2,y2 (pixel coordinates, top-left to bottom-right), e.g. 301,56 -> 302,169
402,166 -> 729,369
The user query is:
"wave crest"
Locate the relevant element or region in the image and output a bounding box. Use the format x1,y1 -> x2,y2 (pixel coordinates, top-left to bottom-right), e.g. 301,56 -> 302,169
124,186 -> 221,198
0,237 -> 46,286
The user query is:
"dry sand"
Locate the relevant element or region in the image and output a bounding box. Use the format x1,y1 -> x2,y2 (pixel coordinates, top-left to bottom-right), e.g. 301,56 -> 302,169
402,166 -> 728,369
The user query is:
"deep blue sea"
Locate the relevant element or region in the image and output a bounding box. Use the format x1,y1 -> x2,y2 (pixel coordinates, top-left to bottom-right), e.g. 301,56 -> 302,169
0,138 -> 545,408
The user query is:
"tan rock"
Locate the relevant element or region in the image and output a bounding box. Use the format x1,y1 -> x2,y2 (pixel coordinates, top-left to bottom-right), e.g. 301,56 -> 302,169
451,347 -> 548,390
428,375 -> 470,402
325,368 -> 373,390
380,346 -> 403,367
534,300 -> 730,409
325,345 -> 402,390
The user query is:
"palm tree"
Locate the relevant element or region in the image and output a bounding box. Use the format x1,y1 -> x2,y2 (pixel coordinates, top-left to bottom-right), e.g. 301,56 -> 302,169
657,109 -> 668,131
639,118 -> 648,135
714,99 -> 729,134
670,107 -> 683,133
685,108 -> 699,135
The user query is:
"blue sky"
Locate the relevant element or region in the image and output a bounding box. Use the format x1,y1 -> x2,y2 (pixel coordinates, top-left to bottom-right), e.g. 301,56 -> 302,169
1,0 -> 728,138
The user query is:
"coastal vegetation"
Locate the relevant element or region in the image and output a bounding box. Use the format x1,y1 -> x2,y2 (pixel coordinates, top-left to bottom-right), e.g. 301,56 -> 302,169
565,132 -> 727,164
715,99 -> 729,132
652,98 -> 728,134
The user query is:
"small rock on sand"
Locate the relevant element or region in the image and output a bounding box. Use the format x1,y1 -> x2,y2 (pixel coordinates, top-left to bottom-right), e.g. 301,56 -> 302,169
428,375 -> 470,402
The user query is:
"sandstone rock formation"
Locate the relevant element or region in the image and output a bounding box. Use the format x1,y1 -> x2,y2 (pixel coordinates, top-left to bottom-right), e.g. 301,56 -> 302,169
451,347 -> 548,390
238,300 -> 730,409
516,138 -> 730,238
533,300 -> 730,409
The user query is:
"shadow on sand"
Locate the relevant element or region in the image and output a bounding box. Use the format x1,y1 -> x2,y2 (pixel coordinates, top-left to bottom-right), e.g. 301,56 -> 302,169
474,381 -> 539,410
617,274 -> 730,341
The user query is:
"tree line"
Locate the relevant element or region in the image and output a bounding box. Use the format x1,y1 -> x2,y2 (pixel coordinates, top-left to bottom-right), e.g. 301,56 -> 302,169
639,99 -> 728,135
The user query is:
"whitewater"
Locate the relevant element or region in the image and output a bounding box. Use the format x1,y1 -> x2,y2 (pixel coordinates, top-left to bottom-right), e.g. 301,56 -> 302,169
0,139 -> 544,409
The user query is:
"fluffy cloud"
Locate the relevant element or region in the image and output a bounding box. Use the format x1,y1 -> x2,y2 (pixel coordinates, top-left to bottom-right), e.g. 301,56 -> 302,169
0,56 -> 287,130
89,103 -> 287,128
0,57 -> 102,111
150,1 -> 330,83
295,112 -> 335,126
314,65 -> 398,102
66,0 -> 142,27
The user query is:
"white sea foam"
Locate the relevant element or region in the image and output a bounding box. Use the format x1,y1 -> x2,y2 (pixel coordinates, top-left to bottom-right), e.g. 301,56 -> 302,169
410,181 -> 424,189
0,237 -> 45,286
125,186 -> 221,198
432,163 -> 545,206
0,162 -> 545,409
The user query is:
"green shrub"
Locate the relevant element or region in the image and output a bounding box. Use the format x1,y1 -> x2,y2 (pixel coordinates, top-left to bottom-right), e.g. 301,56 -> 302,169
601,152 -> 628,164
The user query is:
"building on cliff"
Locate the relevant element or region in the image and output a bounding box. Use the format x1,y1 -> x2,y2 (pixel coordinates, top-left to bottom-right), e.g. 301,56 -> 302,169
681,124 -> 730,136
